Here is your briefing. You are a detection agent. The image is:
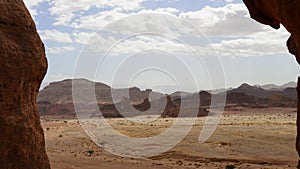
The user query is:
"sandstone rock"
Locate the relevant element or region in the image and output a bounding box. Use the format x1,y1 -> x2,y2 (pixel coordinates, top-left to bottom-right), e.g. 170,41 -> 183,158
0,0 -> 50,168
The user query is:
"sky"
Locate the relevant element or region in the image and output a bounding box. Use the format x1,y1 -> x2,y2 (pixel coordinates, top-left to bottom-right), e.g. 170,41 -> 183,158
23,0 -> 300,93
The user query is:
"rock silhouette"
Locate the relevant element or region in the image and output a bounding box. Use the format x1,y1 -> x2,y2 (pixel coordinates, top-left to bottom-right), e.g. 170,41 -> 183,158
0,0 -> 50,168
243,0 -> 300,156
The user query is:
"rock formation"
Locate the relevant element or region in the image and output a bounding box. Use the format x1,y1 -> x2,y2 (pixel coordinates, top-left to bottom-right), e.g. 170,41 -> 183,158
0,0 -> 50,168
243,0 -> 300,156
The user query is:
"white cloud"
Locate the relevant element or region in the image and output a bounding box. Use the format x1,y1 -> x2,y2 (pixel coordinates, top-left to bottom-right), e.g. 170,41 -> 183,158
211,27 -> 290,56
49,0 -> 145,15
179,4 -> 264,37
177,4 -> 290,56
83,32 -> 203,57
53,13 -> 76,26
55,8 -> 180,37
57,7 -> 180,32
23,0 -> 50,16
49,0 -> 147,26
53,4 -> 263,38
39,30 -> 73,43
66,7 -> 129,30
210,0 -> 235,3
67,3 -> 290,57
138,7 -> 180,15
30,1 -> 290,58
24,0 -> 48,8
111,36 -> 187,56
46,46 -> 75,54
73,31 -> 96,44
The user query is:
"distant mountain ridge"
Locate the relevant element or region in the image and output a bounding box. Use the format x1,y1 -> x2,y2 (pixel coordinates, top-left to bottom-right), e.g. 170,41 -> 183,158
37,79 -> 297,118
256,81 -> 296,91
228,83 -> 296,99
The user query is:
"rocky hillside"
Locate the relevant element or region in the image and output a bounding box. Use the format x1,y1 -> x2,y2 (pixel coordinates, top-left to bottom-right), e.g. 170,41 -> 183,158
225,83 -> 296,108
227,83 -> 296,99
38,79 -> 297,118
38,79 -> 161,104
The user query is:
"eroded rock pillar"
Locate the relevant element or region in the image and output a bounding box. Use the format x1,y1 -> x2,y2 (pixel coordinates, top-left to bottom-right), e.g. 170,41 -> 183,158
0,0 -> 50,168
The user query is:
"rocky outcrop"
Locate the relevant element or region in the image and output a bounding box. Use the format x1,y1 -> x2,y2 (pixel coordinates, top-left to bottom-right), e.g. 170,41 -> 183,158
38,79 -> 162,104
0,0 -> 50,168
243,0 -> 300,156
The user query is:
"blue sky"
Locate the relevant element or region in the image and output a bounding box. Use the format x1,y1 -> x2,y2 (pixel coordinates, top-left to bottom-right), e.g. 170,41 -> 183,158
24,0 -> 300,93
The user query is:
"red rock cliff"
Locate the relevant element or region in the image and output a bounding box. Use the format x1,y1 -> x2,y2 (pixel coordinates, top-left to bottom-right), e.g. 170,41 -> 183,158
0,0 -> 50,168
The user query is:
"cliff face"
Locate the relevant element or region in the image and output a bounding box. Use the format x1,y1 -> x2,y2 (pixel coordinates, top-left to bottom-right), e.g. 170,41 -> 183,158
243,0 -> 300,64
0,0 -> 50,168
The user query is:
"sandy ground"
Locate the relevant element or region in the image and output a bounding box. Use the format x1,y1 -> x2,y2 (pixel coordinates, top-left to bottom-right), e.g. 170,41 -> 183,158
42,108 -> 300,169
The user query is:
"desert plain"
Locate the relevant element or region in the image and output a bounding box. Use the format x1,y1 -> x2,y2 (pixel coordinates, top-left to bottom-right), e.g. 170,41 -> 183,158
42,107 -> 299,169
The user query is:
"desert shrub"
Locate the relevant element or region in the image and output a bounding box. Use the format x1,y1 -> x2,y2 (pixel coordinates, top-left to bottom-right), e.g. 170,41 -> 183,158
87,150 -> 94,156
225,165 -> 236,169
176,160 -> 183,166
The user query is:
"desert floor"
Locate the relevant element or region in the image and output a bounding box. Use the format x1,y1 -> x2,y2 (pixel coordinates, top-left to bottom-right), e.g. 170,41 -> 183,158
42,108 -> 300,169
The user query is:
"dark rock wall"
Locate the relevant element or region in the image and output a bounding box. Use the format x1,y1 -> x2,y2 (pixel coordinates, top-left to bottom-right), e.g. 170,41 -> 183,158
0,0 -> 50,168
